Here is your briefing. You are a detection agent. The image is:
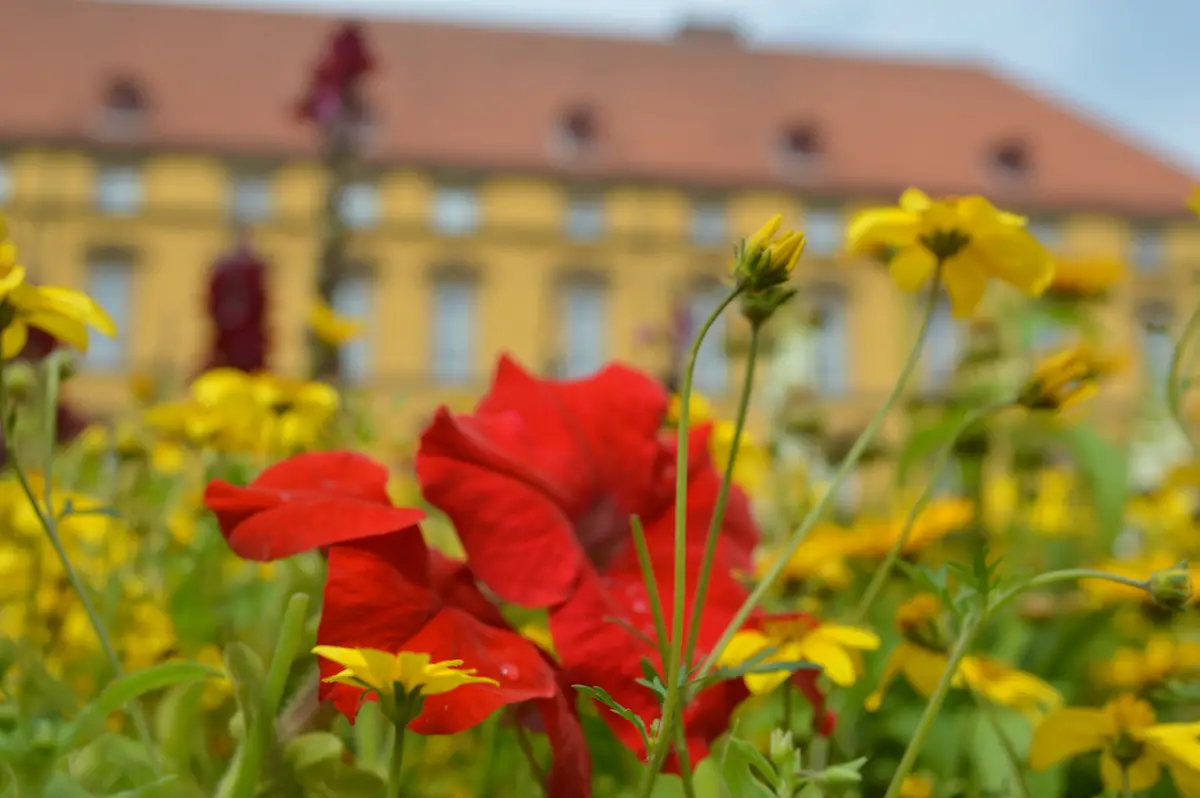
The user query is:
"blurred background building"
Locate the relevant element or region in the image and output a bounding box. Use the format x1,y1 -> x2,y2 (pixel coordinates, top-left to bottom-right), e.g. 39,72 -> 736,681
0,0 -> 1195,436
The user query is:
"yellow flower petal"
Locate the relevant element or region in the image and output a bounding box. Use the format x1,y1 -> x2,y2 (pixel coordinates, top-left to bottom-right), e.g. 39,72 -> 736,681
1029,707 -> 1115,771
888,245 -> 937,291
1100,752 -> 1160,793
796,636 -> 859,687
1,320 -> 27,359
942,251 -> 989,317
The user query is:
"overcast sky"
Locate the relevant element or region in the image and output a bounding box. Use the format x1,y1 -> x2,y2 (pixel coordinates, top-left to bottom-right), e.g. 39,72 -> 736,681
159,0 -> 1200,173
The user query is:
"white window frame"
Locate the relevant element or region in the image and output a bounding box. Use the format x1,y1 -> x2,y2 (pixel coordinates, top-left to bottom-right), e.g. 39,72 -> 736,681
813,291 -> 849,397
338,181 -> 380,229
804,206 -> 843,255
691,200 -> 726,247
82,253 -> 133,371
231,173 -> 273,223
560,276 -> 608,378
430,274 -> 478,385
689,282 -> 728,394
432,185 -> 479,236
565,195 -> 605,241
95,165 -> 143,216
331,272 -> 373,385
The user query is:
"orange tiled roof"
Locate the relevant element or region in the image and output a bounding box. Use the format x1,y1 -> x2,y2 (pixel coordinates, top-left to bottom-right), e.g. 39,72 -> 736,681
0,0 -> 1193,215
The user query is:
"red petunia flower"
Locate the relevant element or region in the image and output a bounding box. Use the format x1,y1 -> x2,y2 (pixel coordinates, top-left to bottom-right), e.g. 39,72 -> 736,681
415,356 -> 824,767
203,451 -> 591,796
204,451 -> 423,560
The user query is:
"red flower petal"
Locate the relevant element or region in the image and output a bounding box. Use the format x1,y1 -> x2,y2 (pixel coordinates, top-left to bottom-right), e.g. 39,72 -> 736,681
251,451 -> 394,503
532,690 -> 592,798
404,610 -> 557,735
315,533 -> 556,734
427,551 -> 509,629
417,407 -> 586,607
204,452 -> 424,561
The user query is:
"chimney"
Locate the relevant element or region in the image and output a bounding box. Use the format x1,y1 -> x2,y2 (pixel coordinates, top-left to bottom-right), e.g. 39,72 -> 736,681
674,18 -> 741,47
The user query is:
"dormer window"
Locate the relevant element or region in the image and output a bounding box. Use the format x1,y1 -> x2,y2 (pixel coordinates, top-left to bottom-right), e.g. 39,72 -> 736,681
100,75 -> 149,139
990,139 -> 1031,180
549,106 -> 598,161
778,123 -> 823,170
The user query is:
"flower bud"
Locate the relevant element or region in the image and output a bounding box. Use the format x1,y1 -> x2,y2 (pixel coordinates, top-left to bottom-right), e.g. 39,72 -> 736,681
1148,562 -> 1193,612
769,728 -> 797,773
733,214 -> 805,291
813,764 -> 864,789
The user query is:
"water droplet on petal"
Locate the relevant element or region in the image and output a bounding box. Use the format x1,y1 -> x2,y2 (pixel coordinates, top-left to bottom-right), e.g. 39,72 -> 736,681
500,664 -> 520,680
632,599 -> 649,614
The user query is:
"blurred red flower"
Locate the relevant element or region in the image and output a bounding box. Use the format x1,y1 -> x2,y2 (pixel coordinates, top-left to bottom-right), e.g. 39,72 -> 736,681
205,452 -> 591,796
415,356 -> 829,766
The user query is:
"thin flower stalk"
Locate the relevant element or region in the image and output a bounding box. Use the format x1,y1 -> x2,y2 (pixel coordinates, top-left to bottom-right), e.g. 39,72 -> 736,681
636,284 -> 742,797
853,401 -> 1013,624
0,359 -> 161,773
697,265 -> 945,682
1167,295 -> 1200,454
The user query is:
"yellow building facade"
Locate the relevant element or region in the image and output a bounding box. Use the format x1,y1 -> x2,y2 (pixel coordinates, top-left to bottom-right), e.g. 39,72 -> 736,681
3,146 -> 1199,444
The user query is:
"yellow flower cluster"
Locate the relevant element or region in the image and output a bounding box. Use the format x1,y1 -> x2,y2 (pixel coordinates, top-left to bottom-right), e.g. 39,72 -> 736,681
134,368 -> 340,457
0,477 -> 176,683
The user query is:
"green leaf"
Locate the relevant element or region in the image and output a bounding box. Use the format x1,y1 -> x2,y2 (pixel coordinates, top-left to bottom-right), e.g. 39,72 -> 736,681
321,765 -> 386,798
284,731 -> 345,777
573,685 -> 650,751
42,773 -> 94,798
1053,423 -> 1127,541
222,643 -> 268,734
718,737 -> 776,798
61,661 -> 220,749
69,733 -> 159,793
153,681 -> 207,776
896,412 -> 970,487
105,776 -> 184,798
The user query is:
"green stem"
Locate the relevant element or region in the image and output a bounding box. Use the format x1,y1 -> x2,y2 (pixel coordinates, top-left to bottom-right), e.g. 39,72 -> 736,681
697,268 -> 943,681
674,725 -> 697,798
1167,296 -> 1200,453
0,360 -> 161,772
512,710 -> 549,796
630,515 -> 671,667
883,613 -> 982,798
228,593 -> 310,798
989,568 -> 1149,615
636,286 -> 742,798
976,695 -> 1032,798
683,321 -> 761,677
386,721 -> 407,798
852,402 -> 1011,624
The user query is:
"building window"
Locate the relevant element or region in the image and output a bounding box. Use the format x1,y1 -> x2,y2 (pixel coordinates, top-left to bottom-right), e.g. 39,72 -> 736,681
99,75 -> 148,140
1131,225 -> 1165,272
550,106 -> 598,161
691,199 -> 726,247
1140,302 -> 1173,399
923,299 -> 960,389
1026,218 -> 1060,248
689,281 -> 728,394
813,289 -> 849,397
430,273 -> 477,385
0,159 -> 10,205
95,165 -> 142,216
231,174 -> 273,223
565,195 -> 604,241
82,252 -> 133,371
560,276 -> 607,378
332,272 -> 372,385
338,182 -> 379,229
778,123 -> 823,171
990,140 -> 1031,181
804,206 -> 842,255
432,186 -> 479,236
